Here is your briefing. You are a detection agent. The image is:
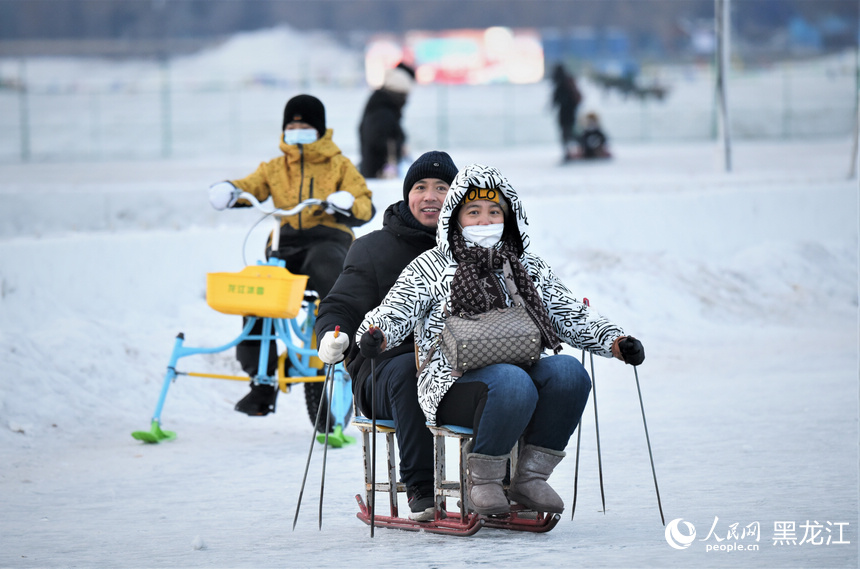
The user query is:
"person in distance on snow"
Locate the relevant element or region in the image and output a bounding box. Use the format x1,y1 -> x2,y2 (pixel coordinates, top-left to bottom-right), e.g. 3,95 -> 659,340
577,111 -> 612,160
314,151 -> 458,522
208,94 -> 374,417
358,62 -> 416,179
550,62 -> 583,163
356,163 -> 644,516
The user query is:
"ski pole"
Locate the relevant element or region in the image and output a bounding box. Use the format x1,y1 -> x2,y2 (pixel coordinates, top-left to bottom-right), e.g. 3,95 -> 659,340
633,365 -> 665,525
292,328 -> 339,531
571,347 -> 585,520
369,349 -> 378,538
588,349 -> 606,514
582,299 -> 606,514
318,326 -> 344,529
292,363 -> 331,530
318,357 -> 336,529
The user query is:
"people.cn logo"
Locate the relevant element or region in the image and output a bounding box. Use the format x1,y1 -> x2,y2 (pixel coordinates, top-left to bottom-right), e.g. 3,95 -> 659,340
665,518 -> 697,549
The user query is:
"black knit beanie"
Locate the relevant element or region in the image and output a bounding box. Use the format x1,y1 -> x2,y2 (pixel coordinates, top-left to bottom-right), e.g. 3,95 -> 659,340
402,151 -> 458,202
282,94 -> 326,138
396,62 -> 416,79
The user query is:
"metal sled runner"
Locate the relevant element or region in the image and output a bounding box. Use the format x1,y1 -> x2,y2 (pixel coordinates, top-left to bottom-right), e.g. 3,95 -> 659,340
352,418 -> 560,536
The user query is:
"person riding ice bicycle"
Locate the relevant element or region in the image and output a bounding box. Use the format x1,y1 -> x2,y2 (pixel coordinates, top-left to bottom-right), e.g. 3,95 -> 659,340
208,94 -> 374,417
315,151 -> 458,521
357,163 -> 645,516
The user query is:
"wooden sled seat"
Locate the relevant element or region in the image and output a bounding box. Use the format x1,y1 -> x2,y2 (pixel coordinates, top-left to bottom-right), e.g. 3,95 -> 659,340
352,417 -> 403,518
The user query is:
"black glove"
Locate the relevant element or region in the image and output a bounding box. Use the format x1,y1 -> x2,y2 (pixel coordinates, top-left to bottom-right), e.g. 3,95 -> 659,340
619,336 -> 645,366
359,327 -> 385,359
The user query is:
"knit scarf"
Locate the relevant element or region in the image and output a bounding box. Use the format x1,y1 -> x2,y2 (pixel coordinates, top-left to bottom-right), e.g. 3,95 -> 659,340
449,231 -> 561,352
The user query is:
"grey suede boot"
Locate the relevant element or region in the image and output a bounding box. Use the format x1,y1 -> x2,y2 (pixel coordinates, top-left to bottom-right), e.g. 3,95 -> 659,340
465,452 -> 511,515
507,444 -> 566,513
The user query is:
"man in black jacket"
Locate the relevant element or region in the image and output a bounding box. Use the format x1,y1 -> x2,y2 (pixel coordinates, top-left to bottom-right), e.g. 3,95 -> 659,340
315,151 -> 457,521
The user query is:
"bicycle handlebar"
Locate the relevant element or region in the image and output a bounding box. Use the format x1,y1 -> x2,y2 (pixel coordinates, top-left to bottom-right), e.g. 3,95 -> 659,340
238,192 -> 352,217
236,191 -> 353,261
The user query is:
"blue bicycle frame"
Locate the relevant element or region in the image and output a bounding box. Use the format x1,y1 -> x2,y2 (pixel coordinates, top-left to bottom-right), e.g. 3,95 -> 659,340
132,258 -> 353,445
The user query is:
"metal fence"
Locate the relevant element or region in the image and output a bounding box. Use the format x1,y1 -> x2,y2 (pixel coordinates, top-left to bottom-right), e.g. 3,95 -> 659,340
0,50 -> 857,163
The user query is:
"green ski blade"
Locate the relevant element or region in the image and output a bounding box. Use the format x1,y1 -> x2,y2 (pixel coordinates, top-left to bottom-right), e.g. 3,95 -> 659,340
316,425 -> 356,448
132,420 -> 176,444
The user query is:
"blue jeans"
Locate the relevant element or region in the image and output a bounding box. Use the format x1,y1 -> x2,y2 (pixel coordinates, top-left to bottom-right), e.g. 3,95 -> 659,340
446,354 -> 592,456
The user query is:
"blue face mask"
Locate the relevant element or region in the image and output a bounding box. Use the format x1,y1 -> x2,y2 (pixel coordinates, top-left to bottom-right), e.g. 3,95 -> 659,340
283,128 -> 318,145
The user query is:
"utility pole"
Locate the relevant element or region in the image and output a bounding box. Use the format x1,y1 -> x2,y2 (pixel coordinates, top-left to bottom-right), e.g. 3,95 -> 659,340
849,0 -> 859,179
18,58 -> 30,162
715,0 -> 732,172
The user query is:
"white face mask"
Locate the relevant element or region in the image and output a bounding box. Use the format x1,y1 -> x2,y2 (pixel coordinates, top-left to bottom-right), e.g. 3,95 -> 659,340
461,223 -> 505,248
283,128 -> 318,145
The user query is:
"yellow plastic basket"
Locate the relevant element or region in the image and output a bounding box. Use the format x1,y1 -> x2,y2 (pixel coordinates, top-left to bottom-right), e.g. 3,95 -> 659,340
206,265 -> 309,319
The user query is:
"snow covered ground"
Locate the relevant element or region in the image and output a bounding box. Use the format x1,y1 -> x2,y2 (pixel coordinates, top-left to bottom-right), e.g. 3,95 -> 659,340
1,133 -> 857,568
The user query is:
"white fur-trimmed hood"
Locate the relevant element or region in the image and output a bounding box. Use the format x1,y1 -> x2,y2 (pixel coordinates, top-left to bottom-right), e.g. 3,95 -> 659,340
436,163 -> 531,256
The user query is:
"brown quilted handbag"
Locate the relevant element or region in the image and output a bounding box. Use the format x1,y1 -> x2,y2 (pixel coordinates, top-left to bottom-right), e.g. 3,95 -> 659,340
440,304 -> 542,377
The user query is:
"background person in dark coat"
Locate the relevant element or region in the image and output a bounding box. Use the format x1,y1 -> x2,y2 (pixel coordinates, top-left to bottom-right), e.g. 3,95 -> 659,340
315,151 -> 458,521
358,63 -> 416,179
550,62 -> 582,162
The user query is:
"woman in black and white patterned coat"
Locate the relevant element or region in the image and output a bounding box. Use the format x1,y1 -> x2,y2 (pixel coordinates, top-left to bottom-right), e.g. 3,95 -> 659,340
357,163 -> 645,516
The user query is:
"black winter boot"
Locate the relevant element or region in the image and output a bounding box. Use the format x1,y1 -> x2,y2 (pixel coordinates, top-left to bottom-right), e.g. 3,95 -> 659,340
234,382 -> 278,416
406,480 -> 436,522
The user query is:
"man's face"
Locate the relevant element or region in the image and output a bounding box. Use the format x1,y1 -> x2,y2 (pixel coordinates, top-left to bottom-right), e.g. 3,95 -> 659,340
408,178 -> 449,228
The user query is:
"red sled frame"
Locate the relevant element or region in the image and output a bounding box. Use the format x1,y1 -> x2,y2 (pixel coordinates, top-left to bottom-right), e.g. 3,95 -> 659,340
352,418 -> 561,536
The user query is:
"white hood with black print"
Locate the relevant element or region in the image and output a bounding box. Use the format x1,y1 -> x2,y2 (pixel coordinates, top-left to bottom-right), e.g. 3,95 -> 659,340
359,163 -> 624,425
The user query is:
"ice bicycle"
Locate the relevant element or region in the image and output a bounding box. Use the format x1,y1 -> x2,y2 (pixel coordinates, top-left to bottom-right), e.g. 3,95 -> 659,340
131,193 -> 354,447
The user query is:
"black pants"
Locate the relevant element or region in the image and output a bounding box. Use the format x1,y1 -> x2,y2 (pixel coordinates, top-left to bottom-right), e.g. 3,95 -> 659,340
237,237 -> 349,377
360,352 -> 434,487
558,105 -> 578,148
436,381 -> 489,439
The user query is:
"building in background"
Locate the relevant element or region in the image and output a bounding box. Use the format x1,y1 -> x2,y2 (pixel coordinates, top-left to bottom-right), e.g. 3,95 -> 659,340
365,27 -> 544,86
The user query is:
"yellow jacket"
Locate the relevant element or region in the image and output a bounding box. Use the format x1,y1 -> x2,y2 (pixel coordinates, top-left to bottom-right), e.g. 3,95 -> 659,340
231,129 -> 373,238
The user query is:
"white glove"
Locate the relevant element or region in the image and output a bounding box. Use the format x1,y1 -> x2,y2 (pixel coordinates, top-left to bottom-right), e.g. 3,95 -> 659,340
317,330 -> 350,364
208,181 -> 240,210
325,191 -> 355,215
